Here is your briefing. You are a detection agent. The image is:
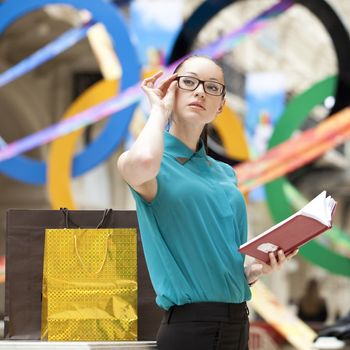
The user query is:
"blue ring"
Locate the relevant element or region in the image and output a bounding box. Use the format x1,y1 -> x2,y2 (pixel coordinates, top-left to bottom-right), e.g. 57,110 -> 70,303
0,0 -> 140,184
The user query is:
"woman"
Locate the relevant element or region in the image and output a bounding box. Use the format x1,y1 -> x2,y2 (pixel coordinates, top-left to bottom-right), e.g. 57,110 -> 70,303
118,55 -> 297,349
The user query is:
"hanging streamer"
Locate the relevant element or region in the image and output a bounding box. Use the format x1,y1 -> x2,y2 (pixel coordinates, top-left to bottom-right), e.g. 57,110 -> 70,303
235,107 -> 350,193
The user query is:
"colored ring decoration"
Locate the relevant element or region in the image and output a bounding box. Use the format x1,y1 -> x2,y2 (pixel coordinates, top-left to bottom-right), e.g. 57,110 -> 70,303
48,79 -> 119,209
211,106 -> 249,163
0,0 -> 140,185
266,76 -> 350,276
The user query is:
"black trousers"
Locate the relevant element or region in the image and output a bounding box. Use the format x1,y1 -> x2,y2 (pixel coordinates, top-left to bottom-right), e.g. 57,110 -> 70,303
156,302 -> 250,350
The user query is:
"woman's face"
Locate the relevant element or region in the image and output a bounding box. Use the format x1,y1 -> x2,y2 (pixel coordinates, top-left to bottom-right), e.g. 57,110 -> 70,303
173,57 -> 225,126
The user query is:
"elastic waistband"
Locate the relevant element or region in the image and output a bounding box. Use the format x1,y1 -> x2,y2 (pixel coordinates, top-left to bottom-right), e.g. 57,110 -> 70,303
162,302 -> 249,324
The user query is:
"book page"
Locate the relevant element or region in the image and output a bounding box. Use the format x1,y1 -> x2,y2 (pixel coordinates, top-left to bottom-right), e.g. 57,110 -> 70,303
299,191 -> 336,227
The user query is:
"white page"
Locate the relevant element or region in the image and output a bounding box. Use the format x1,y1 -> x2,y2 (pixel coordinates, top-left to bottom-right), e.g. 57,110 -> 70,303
299,191 -> 336,227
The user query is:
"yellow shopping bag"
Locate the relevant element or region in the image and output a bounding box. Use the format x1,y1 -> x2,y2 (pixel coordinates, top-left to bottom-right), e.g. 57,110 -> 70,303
41,226 -> 137,341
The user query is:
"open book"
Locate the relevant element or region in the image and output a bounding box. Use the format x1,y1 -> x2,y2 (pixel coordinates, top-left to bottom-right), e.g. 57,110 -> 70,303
239,191 -> 337,263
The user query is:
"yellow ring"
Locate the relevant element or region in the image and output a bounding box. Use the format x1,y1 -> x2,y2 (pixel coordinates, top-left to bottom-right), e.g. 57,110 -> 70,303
212,105 -> 249,161
47,79 -> 119,209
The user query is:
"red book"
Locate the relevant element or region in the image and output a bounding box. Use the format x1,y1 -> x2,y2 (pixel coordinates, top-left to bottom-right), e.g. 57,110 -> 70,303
239,191 -> 337,263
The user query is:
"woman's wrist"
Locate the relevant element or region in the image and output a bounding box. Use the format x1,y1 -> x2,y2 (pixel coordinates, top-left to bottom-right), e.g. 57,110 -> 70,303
150,105 -> 171,119
146,106 -> 171,131
248,278 -> 258,287
246,271 -> 259,286
244,264 -> 261,286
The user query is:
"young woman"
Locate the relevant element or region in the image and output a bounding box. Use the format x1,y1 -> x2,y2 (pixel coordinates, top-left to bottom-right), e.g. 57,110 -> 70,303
118,55 -> 297,350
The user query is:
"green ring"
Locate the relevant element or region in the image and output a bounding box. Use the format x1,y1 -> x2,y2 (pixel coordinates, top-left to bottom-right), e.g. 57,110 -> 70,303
265,76 -> 350,277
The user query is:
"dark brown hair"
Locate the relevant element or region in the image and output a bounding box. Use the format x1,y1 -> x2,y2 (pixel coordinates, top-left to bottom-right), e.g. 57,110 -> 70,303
173,55 -> 225,152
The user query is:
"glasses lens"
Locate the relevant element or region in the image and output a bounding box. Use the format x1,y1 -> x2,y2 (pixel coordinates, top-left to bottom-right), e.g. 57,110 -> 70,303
178,76 -> 225,96
204,82 -> 224,96
178,76 -> 199,90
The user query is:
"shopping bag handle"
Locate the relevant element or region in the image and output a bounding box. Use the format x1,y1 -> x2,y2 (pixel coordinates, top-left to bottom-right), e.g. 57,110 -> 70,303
60,208 -> 112,228
73,232 -> 112,274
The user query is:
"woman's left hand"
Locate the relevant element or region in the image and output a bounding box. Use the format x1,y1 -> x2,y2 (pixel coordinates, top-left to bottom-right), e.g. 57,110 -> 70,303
245,249 -> 299,285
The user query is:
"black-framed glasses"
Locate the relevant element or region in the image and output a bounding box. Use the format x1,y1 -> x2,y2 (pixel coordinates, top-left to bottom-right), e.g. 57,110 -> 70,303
176,76 -> 225,96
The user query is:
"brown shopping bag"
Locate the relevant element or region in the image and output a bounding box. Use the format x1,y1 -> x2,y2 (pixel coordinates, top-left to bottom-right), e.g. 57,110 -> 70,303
5,208 -> 162,340
41,225 -> 138,341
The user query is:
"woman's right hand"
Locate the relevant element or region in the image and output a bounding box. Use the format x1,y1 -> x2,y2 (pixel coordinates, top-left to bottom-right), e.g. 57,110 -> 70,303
141,71 -> 178,116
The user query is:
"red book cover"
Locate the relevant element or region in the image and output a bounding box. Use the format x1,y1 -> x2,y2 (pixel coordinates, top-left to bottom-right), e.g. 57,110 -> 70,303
239,192 -> 337,264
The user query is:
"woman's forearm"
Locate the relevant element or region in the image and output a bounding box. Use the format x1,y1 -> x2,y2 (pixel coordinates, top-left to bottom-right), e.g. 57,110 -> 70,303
131,106 -> 169,162
118,106 -> 169,186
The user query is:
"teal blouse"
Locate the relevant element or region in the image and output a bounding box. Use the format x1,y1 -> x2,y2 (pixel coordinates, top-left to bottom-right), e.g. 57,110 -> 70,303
130,131 -> 251,310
